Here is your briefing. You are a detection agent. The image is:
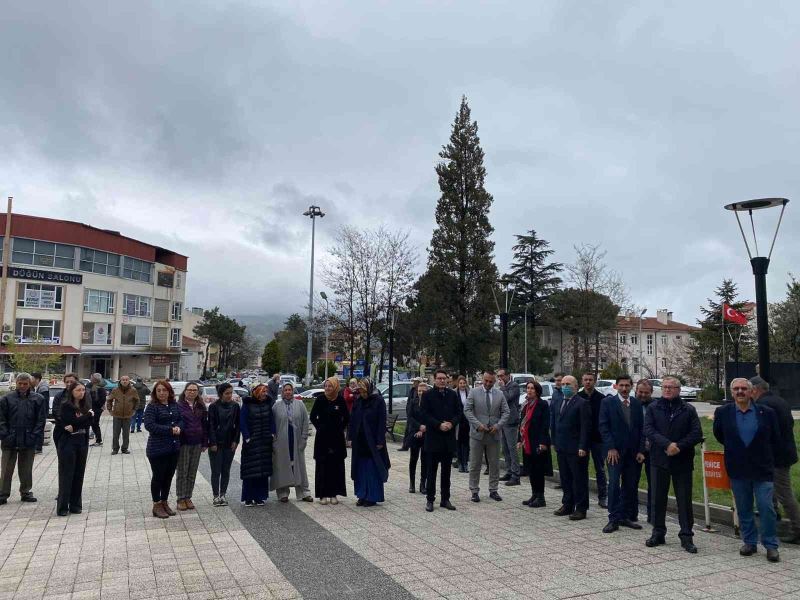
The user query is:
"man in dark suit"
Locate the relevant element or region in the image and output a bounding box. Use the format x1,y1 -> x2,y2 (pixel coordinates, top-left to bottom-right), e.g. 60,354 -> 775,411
579,372 -> 608,509
644,376 -> 702,553
419,369 -> 463,512
550,375 -> 592,520
599,375 -> 646,533
497,369 -> 521,486
634,379 -> 655,524
750,376 -> 800,545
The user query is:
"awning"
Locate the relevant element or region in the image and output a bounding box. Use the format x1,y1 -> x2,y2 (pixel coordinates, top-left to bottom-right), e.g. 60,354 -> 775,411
78,350 -> 182,356
0,345 -> 81,355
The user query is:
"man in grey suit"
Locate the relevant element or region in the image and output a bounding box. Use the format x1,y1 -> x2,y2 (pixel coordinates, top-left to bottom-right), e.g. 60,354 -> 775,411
497,369 -> 521,486
465,370 -> 510,502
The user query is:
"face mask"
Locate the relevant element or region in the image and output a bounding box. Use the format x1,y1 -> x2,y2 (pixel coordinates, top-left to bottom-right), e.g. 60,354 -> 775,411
562,385 -> 575,399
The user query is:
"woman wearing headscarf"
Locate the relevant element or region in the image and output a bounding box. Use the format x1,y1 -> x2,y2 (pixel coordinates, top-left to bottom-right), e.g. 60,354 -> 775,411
348,378 -> 390,506
175,382 -> 209,511
343,378 -> 358,413
240,383 -> 274,506
517,380 -> 553,508
271,383 -> 313,503
310,377 -> 349,504
455,376 -> 471,473
406,381 -> 429,494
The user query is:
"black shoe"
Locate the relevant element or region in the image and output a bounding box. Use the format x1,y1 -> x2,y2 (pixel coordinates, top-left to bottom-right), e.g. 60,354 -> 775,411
112,450 -> 118,455
598,497 -> 608,509
531,495 -> 546,508
681,541 -> 698,554
136,429 -> 142,432
522,497 -> 534,506
569,511 -> 586,521
645,536 -> 665,548
20,495 -> 37,503
245,500 -> 254,507
70,509 -> 82,514
0,499 -> 6,506
440,501 -> 456,511
602,522 -> 619,533
553,506 -> 572,516
408,484 -> 415,494
739,544 -> 757,556
91,442 -> 102,447
781,532 -> 800,545
767,548 -> 780,563
471,493 -> 480,503
620,519 -> 643,530
363,501 -> 376,507
484,468 -> 489,475
425,501 -> 434,512
356,498 -> 365,506
57,510 -> 69,517
489,491 -> 503,502
504,477 -> 520,487
122,450 -> 130,454
419,484 -> 427,495
499,473 -> 511,482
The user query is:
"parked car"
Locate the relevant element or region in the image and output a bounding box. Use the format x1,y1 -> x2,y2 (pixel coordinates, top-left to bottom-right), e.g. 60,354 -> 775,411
646,378 -> 664,399
595,379 -> 617,396
681,385 -> 700,400
298,388 -> 324,400
510,373 -> 537,387
169,381 -> 190,397
201,385 -> 219,407
518,381 -> 555,406
0,372 -> 18,393
232,387 -> 249,402
377,381 -> 412,418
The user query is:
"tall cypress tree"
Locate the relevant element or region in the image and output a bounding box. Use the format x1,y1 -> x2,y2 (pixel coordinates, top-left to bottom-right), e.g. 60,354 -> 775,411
419,97 -> 499,374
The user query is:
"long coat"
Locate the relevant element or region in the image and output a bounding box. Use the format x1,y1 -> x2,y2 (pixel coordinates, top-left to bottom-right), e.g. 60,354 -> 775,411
310,392 -> 349,460
519,398 -> 554,475
419,387 -> 462,454
270,398 -> 310,490
348,393 -> 390,483
240,397 -> 274,479
405,391 -> 425,450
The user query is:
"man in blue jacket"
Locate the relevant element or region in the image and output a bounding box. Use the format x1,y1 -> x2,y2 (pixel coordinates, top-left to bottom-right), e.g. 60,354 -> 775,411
644,376 -> 702,553
598,375 -> 646,533
714,378 -> 781,562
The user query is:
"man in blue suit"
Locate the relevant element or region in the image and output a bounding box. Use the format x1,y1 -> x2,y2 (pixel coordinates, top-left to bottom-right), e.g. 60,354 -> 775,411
599,375 -> 646,533
550,375 -> 592,520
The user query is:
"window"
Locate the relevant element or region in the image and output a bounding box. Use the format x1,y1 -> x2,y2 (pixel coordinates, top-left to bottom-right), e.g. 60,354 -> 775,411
123,294 -> 151,317
122,256 -> 152,282
152,327 -> 168,347
631,334 -> 638,346
176,272 -> 182,289
621,357 -> 628,368
12,238 -> 75,269
121,325 -> 150,345
14,318 -> 61,343
171,302 -> 183,320
661,358 -> 667,369
676,335 -> 682,340
79,248 -> 121,276
17,283 -> 63,309
84,289 -> 115,314
661,334 -> 668,346
646,334 -> 654,356
82,322 -> 113,345
619,333 -> 626,345
154,299 -> 170,322
633,359 -> 640,373
170,328 -> 181,348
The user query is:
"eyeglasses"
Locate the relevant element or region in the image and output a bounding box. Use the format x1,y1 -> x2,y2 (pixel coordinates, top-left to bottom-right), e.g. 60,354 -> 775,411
662,385 -> 680,389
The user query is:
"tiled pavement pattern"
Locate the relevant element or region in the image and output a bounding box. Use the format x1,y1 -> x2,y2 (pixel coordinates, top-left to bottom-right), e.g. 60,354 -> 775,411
1,416 -> 799,600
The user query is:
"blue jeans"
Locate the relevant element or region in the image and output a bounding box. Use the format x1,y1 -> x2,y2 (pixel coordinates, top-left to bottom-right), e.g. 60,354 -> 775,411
130,409 -> 144,432
730,478 -> 778,550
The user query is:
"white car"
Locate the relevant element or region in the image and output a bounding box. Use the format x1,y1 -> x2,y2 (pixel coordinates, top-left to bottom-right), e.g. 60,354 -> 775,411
377,381 -> 412,418
518,381 -> 555,406
595,379 -> 617,396
510,373 -> 537,387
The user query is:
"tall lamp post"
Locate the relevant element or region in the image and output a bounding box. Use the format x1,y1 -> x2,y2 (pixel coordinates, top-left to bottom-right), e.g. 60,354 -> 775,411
638,307 -> 646,378
724,198 -> 789,383
320,291 -> 330,381
387,309 -> 397,414
492,280 -> 515,370
303,205 -> 325,386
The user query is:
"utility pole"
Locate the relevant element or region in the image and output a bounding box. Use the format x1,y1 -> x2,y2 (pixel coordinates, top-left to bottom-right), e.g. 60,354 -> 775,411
0,197 -> 12,339
303,205 -> 324,386
320,291 -> 330,380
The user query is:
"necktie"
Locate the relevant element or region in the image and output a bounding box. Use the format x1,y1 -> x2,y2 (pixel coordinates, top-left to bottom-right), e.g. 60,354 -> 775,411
560,396 -> 570,416
485,390 -> 492,414
623,398 -> 630,408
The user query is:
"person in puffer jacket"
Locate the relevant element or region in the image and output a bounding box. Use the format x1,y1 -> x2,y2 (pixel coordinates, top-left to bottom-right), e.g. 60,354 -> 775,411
144,380 -> 183,519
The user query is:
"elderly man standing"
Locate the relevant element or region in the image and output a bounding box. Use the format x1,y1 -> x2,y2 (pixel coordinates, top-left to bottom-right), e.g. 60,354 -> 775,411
714,378 -> 782,562
497,369 -> 521,487
465,370 -> 509,503
106,375 -> 138,455
0,373 -> 46,505
750,376 -> 800,545
634,379 -> 655,524
644,376 -> 702,553
550,375 -> 592,520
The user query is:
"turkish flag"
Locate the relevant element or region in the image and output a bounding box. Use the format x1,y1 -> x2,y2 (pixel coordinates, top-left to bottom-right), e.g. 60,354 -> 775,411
723,303 -> 748,325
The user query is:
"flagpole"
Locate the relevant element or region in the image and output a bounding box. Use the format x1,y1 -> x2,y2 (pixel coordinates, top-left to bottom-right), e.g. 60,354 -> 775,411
721,305 -> 727,402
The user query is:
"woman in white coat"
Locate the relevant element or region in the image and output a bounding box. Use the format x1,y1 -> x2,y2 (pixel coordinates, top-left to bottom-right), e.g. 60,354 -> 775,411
270,383 -> 313,502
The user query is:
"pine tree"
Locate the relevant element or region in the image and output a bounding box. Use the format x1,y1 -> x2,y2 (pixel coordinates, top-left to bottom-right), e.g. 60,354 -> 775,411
507,229 -> 562,372
419,97 -> 499,374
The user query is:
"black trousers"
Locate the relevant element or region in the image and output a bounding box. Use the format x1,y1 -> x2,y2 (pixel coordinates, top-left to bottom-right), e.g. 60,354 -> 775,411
651,466 -> 694,540
557,450 -> 589,512
457,440 -> 470,469
641,453 -> 652,522
148,453 -> 179,502
425,451 -> 452,503
57,437 -> 88,513
91,409 -> 103,443
590,442 -> 608,500
523,453 -> 546,495
409,445 -> 429,486
209,448 -> 235,497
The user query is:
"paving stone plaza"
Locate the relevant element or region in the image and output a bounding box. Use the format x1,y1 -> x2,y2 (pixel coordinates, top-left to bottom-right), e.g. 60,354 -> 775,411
0,418 -> 798,600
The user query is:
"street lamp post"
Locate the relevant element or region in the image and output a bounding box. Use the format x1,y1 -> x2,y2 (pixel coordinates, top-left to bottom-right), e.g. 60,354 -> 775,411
493,280 -> 515,370
724,198 -> 789,383
638,308 -> 646,377
320,291 -> 330,381
387,309 -> 397,414
303,205 -> 325,387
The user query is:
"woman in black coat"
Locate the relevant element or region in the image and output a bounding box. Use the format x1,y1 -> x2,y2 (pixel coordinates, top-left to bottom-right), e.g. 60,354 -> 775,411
240,385 -> 275,506
405,381 -> 429,494
310,377 -> 349,504
57,382 -> 94,516
517,381 -> 553,508
348,378 -> 389,507
454,376 -> 471,473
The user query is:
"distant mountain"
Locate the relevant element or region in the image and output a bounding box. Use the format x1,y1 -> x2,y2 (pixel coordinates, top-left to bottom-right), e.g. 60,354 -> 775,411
233,314 -> 288,347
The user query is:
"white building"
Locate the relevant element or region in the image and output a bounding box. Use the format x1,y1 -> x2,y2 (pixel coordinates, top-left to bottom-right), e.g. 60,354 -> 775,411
0,213 -> 188,380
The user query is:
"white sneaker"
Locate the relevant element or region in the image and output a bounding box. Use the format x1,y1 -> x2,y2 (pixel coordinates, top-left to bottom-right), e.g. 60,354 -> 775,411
219,495 -> 228,506
320,497 -> 329,505
330,496 -> 339,505
212,496 -> 221,506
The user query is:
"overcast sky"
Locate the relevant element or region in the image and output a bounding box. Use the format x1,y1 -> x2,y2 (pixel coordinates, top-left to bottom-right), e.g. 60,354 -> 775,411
2,1 -> 799,325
